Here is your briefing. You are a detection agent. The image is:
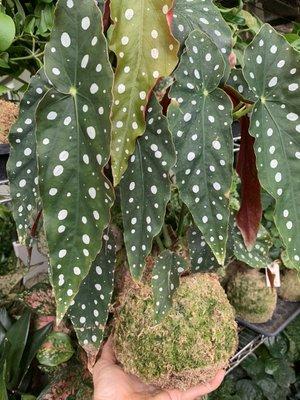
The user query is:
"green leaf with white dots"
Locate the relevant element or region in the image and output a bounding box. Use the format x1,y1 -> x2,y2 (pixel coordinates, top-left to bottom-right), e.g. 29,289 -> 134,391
187,226 -> 219,272
168,30 -> 233,265
36,0 -> 114,322
226,69 -> 257,102
243,24 -> 300,269
7,70 -> 50,244
172,0 -> 232,74
108,0 -> 179,185
152,250 -> 187,321
120,94 -> 176,279
233,223 -> 272,268
68,230 -> 116,366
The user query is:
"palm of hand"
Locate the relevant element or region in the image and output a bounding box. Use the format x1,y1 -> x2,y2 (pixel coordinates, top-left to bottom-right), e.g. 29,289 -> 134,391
93,338 -> 225,400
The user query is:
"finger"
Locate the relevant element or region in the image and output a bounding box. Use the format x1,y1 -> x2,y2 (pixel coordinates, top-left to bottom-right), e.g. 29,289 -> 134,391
181,370 -> 225,400
93,336 -> 116,375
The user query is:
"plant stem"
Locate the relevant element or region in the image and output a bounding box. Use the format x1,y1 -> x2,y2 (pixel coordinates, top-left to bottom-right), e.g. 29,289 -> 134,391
10,51 -> 44,62
177,202 -> 187,237
162,224 -> 172,248
232,103 -> 254,120
155,236 -> 165,252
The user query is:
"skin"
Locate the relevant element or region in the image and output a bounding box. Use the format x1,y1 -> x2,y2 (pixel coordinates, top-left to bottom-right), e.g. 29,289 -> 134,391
93,337 -> 225,400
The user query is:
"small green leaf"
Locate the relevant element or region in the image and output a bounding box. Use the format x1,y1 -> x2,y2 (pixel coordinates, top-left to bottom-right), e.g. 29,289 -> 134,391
243,24 -> 300,269
109,0 -> 179,184
37,332 -> 74,367
37,0 -> 114,321
187,226 -> 219,272
168,30 -> 233,265
7,70 -> 49,244
69,230 -> 116,365
172,0 -> 232,73
152,250 -> 187,321
120,94 -> 176,279
0,13 -> 15,51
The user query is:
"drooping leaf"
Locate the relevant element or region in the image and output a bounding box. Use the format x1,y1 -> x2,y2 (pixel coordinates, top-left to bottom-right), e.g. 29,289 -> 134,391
7,70 -> 49,244
168,30 -> 233,265
36,0 -> 114,321
187,226 -> 219,272
243,24 -> 300,269
236,116 -> 262,250
172,0 -> 232,74
120,94 -> 176,279
69,230 -> 116,366
233,223 -> 272,268
152,250 -> 187,321
108,0 -> 179,185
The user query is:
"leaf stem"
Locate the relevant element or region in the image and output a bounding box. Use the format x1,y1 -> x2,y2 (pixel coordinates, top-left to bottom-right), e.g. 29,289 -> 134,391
10,51 -> 44,62
155,236 -> 165,252
162,225 -> 172,248
232,103 -> 254,120
177,202 -> 188,237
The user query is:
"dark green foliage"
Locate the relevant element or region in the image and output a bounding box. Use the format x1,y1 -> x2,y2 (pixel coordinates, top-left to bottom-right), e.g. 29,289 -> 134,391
209,316 -> 300,400
0,205 -> 17,275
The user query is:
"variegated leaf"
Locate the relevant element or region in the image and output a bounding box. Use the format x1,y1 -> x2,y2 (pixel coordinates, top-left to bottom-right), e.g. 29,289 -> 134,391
36,0 -> 114,322
233,223 -> 272,268
109,0 -> 179,185
120,94 -> 176,279
152,250 -> 187,321
7,70 -> 49,244
168,30 -> 233,265
172,0 -> 232,72
243,24 -> 300,269
69,230 -> 116,365
187,226 -> 219,272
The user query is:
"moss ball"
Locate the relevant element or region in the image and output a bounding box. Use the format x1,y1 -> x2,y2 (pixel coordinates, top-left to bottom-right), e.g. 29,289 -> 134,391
227,268 -> 277,323
278,269 -> 300,302
113,274 -> 238,390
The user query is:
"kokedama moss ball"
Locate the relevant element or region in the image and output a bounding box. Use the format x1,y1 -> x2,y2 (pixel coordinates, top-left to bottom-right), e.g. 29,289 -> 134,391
114,274 -> 238,390
278,269 -> 300,302
227,268 -> 277,323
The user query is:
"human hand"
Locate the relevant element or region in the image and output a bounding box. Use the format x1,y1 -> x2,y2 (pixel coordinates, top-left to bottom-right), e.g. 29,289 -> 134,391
93,337 -> 225,400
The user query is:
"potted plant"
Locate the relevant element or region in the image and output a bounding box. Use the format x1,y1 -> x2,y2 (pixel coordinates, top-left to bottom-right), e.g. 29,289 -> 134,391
5,0 -> 300,388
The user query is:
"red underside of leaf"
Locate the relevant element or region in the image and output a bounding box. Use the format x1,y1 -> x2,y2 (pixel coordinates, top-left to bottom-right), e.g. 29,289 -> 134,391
167,9 -> 173,28
236,115 -> 262,250
103,0 -> 111,32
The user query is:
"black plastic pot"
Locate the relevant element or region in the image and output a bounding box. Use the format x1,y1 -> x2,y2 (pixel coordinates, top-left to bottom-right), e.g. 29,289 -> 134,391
0,144 -> 10,181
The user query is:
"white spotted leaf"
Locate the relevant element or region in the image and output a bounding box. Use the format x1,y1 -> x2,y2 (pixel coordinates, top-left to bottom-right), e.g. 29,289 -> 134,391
108,0 -> 179,185
227,69 -> 256,102
68,230 -> 116,366
233,223 -> 272,268
168,30 -> 233,265
187,226 -> 219,272
120,94 -> 176,279
243,24 -> 300,269
151,250 -> 187,322
36,0 -> 114,322
172,0 -> 232,74
7,70 -> 50,244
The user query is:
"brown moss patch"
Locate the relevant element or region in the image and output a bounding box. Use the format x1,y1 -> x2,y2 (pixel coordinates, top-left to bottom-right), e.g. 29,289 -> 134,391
278,269 -> 300,302
0,100 -> 19,144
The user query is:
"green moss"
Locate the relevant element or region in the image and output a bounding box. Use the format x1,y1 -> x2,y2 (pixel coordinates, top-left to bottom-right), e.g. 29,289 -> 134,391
227,268 -> 277,324
114,274 -> 238,389
278,270 -> 300,302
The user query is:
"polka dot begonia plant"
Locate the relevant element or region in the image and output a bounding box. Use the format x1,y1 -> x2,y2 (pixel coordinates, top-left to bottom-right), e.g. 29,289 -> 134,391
7,0 -> 300,364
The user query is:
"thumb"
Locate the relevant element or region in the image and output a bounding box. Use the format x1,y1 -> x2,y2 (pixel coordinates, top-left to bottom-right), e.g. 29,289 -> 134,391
93,336 -> 116,375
